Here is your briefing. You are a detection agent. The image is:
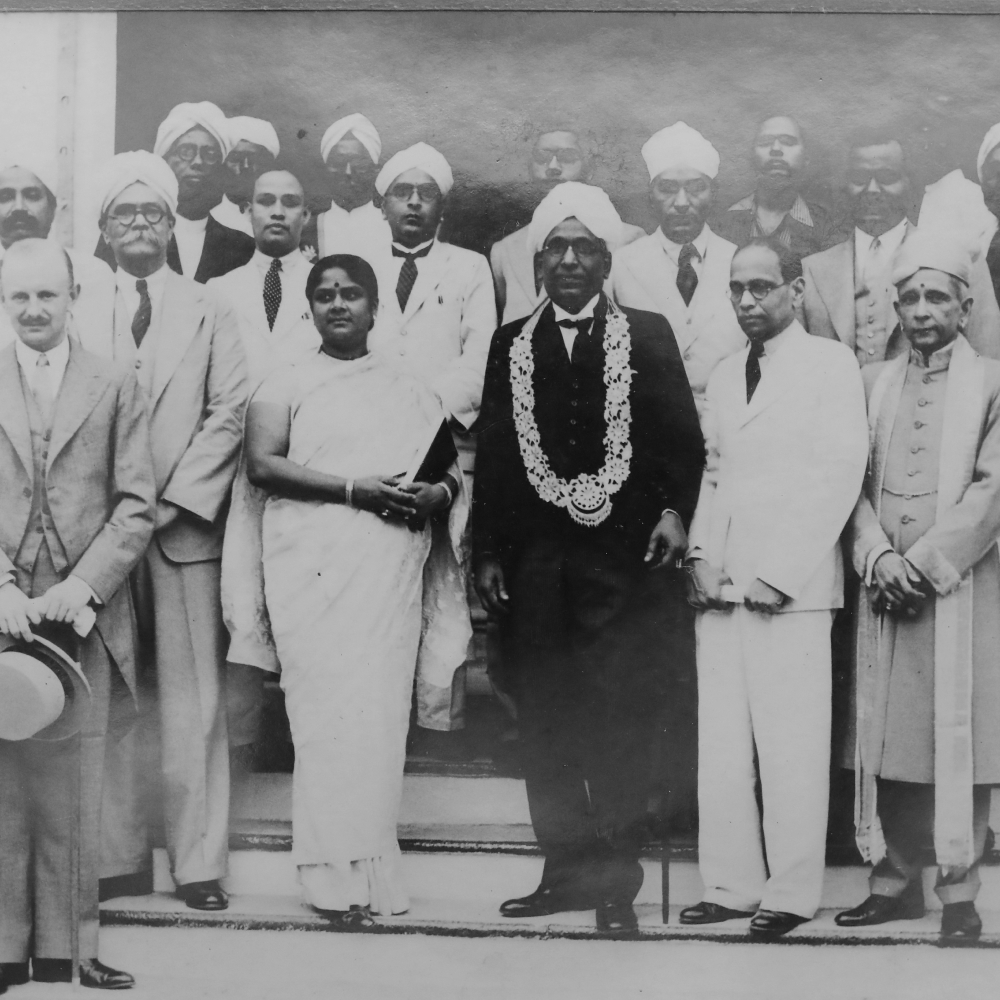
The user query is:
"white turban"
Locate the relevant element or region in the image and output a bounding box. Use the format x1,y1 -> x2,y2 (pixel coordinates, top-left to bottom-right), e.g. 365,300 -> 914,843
154,101 -> 231,160
227,116 -> 279,158
977,122 -> 1000,183
97,150 -> 179,218
918,169 -> 996,260
375,142 -> 453,198
526,182 -> 624,256
0,153 -> 58,200
641,122 -> 720,182
320,113 -> 381,165
891,226 -> 973,289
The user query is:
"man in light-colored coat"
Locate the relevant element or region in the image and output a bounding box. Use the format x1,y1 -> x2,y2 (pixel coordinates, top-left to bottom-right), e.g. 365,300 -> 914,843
0,239 -> 154,990
612,122 -> 746,425
87,151 -> 248,912
684,239 -> 868,938
836,233 -> 1000,946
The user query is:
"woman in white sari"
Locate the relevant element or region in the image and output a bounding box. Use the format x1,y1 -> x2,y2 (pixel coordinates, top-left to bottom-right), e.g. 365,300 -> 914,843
245,255 -> 470,928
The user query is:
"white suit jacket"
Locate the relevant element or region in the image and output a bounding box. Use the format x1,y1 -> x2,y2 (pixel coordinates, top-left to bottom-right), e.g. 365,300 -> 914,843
610,226 -> 746,418
688,322 -> 869,611
369,239 -> 497,432
208,251 -> 320,385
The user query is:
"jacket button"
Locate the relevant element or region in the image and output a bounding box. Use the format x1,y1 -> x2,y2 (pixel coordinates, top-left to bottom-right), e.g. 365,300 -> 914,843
868,349 -> 875,356
914,421 -> 924,429
36,526 -> 44,534
570,400 -> 578,408
23,487 -> 31,498
569,438 -> 577,446
135,360 -> 142,369
923,375 -> 932,384
901,515 -> 913,524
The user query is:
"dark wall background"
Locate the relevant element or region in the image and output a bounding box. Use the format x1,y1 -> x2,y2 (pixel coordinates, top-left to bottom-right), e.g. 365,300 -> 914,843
117,11 -> 1000,255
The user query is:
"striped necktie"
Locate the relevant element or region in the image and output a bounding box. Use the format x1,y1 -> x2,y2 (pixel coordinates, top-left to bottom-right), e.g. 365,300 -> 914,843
132,278 -> 152,347
393,243 -> 432,311
263,257 -> 282,331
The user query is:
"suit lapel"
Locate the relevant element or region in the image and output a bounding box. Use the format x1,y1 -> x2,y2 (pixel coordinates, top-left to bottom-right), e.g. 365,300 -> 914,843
401,241 -> 449,326
47,340 -> 109,471
510,229 -> 540,313
738,325 -> 807,428
195,217 -> 222,283
683,231 -> 731,350
150,271 -> 202,406
626,237 -> 690,346
0,346 -> 33,477
817,240 -> 856,348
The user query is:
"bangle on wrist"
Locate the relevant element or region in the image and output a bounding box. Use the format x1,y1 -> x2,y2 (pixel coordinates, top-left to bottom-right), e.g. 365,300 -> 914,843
438,479 -> 454,508
344,479 -> 354,508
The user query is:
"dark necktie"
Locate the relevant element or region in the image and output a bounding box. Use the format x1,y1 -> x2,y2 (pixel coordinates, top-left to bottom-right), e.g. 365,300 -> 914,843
132,278 -> 152,347
676,242 -> 700,306
263,257 -> 282,331
746,340 -> 766,403
393,243 -> 432,311
557,318 -> 593,364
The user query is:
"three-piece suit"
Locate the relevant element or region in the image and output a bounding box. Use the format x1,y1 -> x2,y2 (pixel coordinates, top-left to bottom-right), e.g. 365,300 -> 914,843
0,339 -> 154,963
473,294 -> 704,903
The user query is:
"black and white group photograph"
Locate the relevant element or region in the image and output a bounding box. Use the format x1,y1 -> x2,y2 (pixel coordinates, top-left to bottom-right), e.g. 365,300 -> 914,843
0,5 -> 999,998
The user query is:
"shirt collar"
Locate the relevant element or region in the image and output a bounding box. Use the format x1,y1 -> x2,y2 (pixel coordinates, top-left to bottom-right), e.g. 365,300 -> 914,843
755,319 -> 798,359
391,237 -> 435,256
855,217 -> 909,255
15,332 -> 70,374
909,336 -> 957,370
552,294 -> 600,324
657,223 -> 711,263
116,262 -> 170,296
174,213 -> 208,233
730,193 -> 815,228
252,246 -> 305,271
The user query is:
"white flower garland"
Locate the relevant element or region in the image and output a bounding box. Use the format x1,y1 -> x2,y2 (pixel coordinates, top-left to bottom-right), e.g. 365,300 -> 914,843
510,300 -> 633,527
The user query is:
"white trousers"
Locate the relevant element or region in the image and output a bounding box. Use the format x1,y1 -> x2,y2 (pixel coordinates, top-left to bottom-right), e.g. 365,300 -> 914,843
696,607 -> 832,918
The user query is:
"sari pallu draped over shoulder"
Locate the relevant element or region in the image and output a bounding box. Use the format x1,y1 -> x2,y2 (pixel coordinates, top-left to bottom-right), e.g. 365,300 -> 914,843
853,334 -> 985,870
219,350 -> 472,694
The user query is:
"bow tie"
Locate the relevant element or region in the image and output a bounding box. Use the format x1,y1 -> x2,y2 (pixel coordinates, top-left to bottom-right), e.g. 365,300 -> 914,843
557,317 -> 593,332
392,244 -> 433,260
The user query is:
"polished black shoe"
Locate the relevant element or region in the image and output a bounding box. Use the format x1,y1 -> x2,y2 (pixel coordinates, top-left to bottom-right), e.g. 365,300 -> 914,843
596,900 -> 639,935
749,910 -> 809,938
0,963 -> 29,988
500,885 -> 598,918
33,958 -> 134,988
315,904 -> 377,931
835,884 -> 925,927
679,901 -> 756,925
939,902 -> 982,947
176,879 -> 229,911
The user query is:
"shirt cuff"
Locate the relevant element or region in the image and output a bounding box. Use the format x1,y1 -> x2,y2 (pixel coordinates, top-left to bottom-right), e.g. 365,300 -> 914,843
68,574 -> 101,606
864,542 -> 894,587
0,572 -> 15,590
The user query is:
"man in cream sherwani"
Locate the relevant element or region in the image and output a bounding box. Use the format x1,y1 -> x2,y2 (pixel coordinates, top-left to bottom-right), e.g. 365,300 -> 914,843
368,141 -> 497,737
836,232 -> 1000,947
611,122 -> 746,425
683,238 -> 869,938
210,168 -> 320,771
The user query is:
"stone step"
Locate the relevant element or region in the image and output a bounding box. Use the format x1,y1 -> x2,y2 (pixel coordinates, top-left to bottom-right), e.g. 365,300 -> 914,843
100,890 -> 1000,947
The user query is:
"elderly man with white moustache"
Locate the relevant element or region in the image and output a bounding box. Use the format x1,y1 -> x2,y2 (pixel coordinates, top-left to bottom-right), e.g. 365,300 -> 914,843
611,122 -> 746,426
314,113 -> 391,261
211,116 -> 281,237
368,141 -> 497,737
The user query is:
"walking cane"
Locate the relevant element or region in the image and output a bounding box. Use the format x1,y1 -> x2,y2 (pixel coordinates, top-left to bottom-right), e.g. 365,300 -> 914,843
660,784 -> 670,924
71,718 -> 81,989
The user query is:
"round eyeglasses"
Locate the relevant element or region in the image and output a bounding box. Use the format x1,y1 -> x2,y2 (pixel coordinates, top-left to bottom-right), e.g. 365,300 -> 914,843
109,203 -> 168,226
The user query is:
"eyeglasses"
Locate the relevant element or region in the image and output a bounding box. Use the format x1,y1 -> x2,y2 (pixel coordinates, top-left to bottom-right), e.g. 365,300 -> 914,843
169,143 -> 222,166
541,237 -> 605,259
531,148 -> 582,166
108,203 -> 168,226
848,169 -> 905,189
387,182 -> 441,203
729,279 -> 786,301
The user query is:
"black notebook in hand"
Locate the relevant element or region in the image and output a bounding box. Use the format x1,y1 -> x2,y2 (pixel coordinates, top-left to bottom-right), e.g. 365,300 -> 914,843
403,419 -> 458,529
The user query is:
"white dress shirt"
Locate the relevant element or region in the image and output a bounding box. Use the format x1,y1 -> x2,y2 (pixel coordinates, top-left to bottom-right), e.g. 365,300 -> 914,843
657,224 -> 711,284
552,295 -> 599,360
15,334 -> 70,398
854,217 -> 908,286
115,263 -> 170,325
755,320 -> 797,373
173,214 -> 209,278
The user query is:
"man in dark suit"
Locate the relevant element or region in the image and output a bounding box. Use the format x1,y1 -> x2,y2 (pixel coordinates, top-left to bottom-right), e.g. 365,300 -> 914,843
96,102 -> 254,283
0,238 -> 155,991
473,183 -> 704,934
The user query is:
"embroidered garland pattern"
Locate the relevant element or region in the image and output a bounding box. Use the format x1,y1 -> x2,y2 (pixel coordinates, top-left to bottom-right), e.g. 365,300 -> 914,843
510,300 -> 632,527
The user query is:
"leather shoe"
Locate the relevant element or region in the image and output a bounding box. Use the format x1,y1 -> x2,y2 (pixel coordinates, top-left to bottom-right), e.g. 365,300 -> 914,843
1,963 -> 29,988
749,910 -> 809,938
176,879 -> 229,911
939,902 -> 982,947
500,885 -> 597,918
596,900 -> 638,935
835,883 -> 924,927
33,959 -> 134,989
316,904 -> 376,931
680,901 -> 755,925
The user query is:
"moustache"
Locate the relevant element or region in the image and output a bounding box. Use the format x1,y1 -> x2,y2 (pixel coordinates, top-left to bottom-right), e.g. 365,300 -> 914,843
0,211 -> 41,234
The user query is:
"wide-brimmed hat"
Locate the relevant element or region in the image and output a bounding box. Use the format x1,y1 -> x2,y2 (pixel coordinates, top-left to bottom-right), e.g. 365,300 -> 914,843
0,634 -> 91,741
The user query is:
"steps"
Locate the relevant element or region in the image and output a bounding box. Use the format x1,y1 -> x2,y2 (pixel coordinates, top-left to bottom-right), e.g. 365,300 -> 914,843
99,773 -> 1000,946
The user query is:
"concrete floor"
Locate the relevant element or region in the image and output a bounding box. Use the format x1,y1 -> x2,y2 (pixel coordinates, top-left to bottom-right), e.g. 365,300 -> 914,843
8,926 -> 1000,1000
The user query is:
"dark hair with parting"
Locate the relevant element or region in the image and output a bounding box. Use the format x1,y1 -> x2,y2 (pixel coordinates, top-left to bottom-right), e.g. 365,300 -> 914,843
738,237 -> 804,284
305,253 -> 380,309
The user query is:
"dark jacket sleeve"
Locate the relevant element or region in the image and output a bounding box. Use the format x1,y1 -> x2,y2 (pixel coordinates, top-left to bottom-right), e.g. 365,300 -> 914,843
629,309 -> 705,529
94,234 -> 117,271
